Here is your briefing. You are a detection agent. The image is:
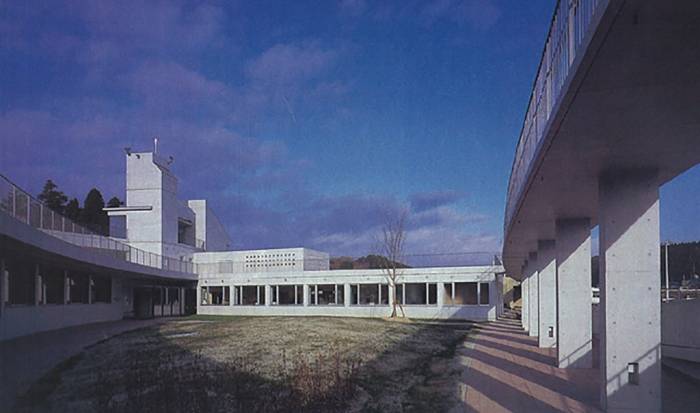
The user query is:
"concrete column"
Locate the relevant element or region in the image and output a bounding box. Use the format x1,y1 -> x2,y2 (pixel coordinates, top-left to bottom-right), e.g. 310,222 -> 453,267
556,218 -> 593,368
63,270 -> 70,304
88,275 -> 93,305
0,258 -> 6,317
344,283 -> 351,306
264,285 -> 271,306
437,282 -> 445,307
34,264 -> 41,306
537,240 -> 557,348
599,170 -> 661,413
527,253 -> 539,337
521,268 -> 529,331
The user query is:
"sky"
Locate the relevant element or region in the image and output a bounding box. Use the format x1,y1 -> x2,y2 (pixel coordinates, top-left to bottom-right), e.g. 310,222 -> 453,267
1,0 -> 698,262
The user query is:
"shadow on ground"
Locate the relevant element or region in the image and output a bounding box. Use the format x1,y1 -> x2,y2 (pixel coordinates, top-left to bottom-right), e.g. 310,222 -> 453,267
12,316 -> 472,413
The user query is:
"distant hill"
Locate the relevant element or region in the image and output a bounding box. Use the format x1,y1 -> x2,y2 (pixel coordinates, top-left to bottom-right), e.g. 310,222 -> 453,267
330,254 -> 410,270
591,241 -> 699,287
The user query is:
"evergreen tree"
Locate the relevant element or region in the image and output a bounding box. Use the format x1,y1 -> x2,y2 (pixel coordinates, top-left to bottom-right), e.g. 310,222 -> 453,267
37,179 -> 68,213
64,198 -> 81,221
81,188 -> 108,235
106,196 -> 123,208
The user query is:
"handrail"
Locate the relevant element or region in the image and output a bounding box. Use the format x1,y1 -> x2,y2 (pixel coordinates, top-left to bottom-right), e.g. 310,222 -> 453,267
504,0 -> 606,231
0,173 -> 197,275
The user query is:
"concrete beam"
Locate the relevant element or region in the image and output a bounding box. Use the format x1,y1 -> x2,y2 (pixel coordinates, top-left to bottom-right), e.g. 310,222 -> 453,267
537,240 -> 557,348
599,170 -> 661,413
556,218 -> 593,368
527,252 -> 539,337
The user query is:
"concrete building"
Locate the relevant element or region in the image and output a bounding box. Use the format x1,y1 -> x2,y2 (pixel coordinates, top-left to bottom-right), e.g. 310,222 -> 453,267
502,1 -> 700,412
1,149 -> 503,341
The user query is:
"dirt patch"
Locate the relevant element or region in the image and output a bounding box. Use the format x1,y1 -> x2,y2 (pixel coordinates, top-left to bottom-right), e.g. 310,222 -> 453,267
15,317 -> 470,413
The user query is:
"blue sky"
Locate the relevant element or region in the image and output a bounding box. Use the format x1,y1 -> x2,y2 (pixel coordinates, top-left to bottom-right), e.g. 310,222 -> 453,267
1,0 -> 698,260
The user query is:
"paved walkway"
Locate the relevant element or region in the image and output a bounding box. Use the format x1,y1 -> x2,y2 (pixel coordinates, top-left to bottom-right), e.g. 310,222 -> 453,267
453,316 -> 601,413
0,318 -> 169,409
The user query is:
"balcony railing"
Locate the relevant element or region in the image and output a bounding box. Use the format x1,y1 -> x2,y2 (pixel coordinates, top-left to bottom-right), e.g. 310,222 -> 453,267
0,174 -> 197,275
505,0 -> 607,230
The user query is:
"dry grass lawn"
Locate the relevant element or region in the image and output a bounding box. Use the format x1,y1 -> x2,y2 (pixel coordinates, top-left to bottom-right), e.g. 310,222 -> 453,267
16,316 -> 470,413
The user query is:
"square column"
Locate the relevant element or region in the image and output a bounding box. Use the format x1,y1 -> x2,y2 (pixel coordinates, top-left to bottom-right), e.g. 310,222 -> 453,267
537,240 -> 557,348
599,170 -> 661,413
556,218 -> 593,368
527,253 -> 539,337
521,266 -> 529,331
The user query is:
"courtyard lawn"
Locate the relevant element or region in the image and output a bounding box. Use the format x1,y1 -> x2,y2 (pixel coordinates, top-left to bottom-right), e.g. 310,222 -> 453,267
16,317 -> 471,413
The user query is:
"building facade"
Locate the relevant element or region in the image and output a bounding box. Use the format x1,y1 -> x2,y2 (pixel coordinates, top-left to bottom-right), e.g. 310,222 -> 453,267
0,150 -> 503,341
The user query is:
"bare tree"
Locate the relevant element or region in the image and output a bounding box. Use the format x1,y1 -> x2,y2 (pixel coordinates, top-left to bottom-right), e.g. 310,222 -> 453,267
378,209 -> 408,318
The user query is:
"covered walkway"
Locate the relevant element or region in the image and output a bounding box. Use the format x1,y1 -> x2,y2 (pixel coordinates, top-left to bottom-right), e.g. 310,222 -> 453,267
455,316 -> 600,412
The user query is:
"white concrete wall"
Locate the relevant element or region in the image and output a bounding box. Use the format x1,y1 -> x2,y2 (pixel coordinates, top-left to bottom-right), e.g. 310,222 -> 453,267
194,247 -> 330,274
188,200 -> 232,252
661,299 -> 700,362
0,278 -> 123,341
197,266 -> 500,321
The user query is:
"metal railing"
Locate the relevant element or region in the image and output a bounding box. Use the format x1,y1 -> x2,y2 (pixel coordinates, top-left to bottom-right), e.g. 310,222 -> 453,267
0,174 -> 196,275
505,0 -> 607,230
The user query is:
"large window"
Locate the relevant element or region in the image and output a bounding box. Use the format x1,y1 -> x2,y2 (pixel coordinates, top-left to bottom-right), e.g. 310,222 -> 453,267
168,287 -> 180,306
349,284 -> 388,306
454,282 -> 478,305
69,273 -> 90,304
91,275 -> 112,303
43,267 -> 64,305
397,283 -> 437,305
308,284 -> 344,305
272,285 -> 303,305
479,283 -> 490,305
201,286 -> 230,305
7,260 -> 34,305
235,285 -> 265,305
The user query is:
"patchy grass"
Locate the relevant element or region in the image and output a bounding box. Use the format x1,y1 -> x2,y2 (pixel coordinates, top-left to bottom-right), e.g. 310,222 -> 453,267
16,317 -> 470,413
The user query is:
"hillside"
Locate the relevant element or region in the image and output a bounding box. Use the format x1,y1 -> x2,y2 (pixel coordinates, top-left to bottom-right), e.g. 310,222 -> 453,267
330,254 -> 410,270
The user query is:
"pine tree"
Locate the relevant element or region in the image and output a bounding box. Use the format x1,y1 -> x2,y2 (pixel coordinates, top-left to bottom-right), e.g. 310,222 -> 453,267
81,188 -> 108,235
64,198 -> 81,221
37,180 -> 68,213
106,196 -> 123,208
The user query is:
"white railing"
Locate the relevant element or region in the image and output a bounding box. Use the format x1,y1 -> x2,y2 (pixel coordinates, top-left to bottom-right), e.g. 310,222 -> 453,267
0,174 -> 196,274
505,0 -> 607,230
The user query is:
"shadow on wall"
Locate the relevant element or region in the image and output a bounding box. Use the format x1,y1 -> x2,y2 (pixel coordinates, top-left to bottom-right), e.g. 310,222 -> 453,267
11,317 -> 472,413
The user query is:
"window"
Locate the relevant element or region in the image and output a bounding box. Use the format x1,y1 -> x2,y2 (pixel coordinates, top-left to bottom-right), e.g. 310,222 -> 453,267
155,287 -> 164,306
69,273 -> 89,304
443,283 -> 454,305
349,284 -> 387,306
43,268 -> 64,305
428,283 -> 437,305
272,285 -> 303,305
405,283 -> 426,305
479,283 -> 490,305
91,275 -> 111,303
168,287 -> 180,305
7,260 -> 34,305
236,285 -> 265,305
395,284 -> 404,305
308,284 -> 344,305
201,286 -> 229,306
455,282 -> 478,305
359,284 -> 379,305
380,284 -> 389,305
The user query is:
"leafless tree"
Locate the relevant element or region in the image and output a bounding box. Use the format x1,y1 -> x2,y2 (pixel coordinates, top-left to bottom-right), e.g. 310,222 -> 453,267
378,209 -> 408,318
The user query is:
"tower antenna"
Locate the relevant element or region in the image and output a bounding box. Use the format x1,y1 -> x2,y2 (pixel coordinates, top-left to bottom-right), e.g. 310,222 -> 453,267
153,136 -> 159,154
